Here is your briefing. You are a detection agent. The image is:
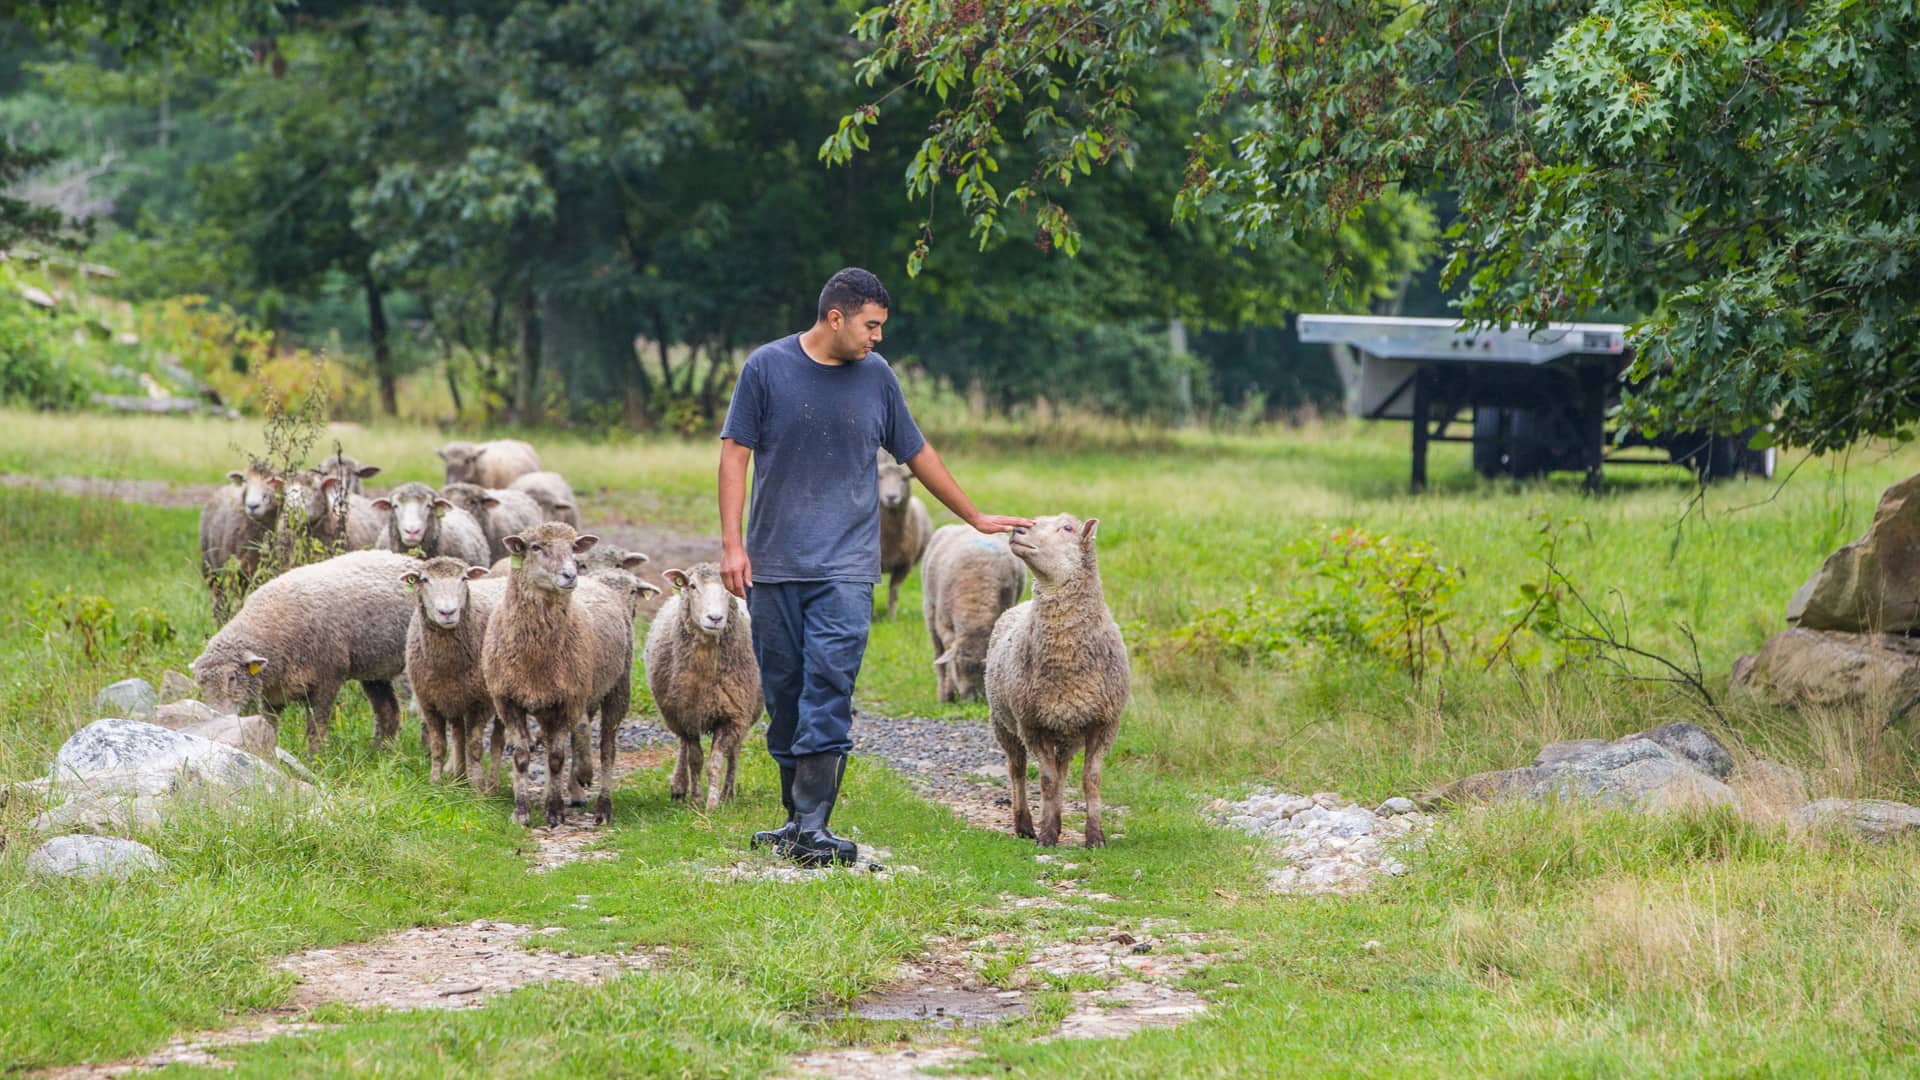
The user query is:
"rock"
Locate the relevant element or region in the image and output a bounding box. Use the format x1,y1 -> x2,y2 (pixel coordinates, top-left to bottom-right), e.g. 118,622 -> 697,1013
1534,739 -> 1608,768
51,718 -> 296,795
95,678 -> 157,719
1375,797 -> 1417,817
1789,798 -> 1920,841
1620,722 -> 1734,779
30,794 -> 168,834
1730,627 -> 1920,710
1423,766 -> 1556,807
158,669 -> 197,703
1433,740 -> 1734,813
1731,759 -> 1810,822
181,714 -> 278,762
26,835 -> 165,880
1787,474 -> 1920,633
150,699 -> 227,730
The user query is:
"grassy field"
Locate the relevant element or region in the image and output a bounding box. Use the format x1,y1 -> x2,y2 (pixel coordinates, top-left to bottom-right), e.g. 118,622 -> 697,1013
4,407 -> 1920,1075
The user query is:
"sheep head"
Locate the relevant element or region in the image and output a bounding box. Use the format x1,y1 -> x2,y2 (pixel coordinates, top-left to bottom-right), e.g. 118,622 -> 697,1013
318,453 -> 381,494
372,482 -> 449,550
934,627 -> 994,701
437,441 -> 481,485
230,463 -> 282,525
877,462 -> 915,511
404,556 -> 490,630
1007,513 -> 1100,585
664,563 -> 734,638
582,544 -> 650,576
503,522 -> 597,594
437,482 -> 494,526
274,469 -> 341,534
190,642 -> 270,713
590,568 -> 663,620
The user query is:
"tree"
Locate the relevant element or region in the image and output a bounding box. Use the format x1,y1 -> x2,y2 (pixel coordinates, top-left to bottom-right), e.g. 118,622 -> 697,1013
834,1 -> 1919,449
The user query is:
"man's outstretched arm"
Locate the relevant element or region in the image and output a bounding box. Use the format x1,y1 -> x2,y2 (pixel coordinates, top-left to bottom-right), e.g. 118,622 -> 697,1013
719,438 -> 753,598
904,442 -> 1032,534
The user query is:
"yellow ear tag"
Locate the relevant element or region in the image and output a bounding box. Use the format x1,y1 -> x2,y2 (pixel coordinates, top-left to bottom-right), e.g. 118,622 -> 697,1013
510,554 -> 524,569
246,659 -> 265,676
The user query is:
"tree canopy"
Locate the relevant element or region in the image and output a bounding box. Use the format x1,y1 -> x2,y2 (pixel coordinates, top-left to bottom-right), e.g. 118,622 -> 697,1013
836,1 -> 1919,449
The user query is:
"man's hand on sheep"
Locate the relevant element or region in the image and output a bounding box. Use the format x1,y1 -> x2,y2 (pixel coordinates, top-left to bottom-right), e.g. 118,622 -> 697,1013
966,514 -> 1033,535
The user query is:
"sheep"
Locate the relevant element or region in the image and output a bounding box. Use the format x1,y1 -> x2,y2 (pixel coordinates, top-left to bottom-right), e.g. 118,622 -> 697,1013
984,514 -> 1128,847
372,481 -> 491,566
199,463 -> 283,618
317,452 -> 382,495
482,522 -> 635,827
644,563 -> 760,812
922,525 -> 1028,702
439,438 -> 542,489
487,542 -> 648,579
877,460 -> 932,618
402,557 -> 507,789
508,470 -> 581,527
191,549 -> 420,757
275,469 -> 382,557
439,482 -> 544,563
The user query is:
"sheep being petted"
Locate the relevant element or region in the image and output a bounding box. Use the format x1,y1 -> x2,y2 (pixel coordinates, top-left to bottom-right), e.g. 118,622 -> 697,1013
645,563 -> 760,812
439,482 -> 543,563
482,522 -> 635,827
439,438 -> 543,489
508,470 -> 581,527
876,458 -> 932,618
372,481 -> 491,566
191,549 -> 420,756
922,525 -> 1028,701
985,513 -> 1129,847
403,557 -> 507,788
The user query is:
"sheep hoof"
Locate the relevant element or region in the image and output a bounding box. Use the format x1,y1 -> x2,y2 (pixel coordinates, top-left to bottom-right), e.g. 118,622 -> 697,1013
1084,830 -> 1106,848
593,796 -> 612,825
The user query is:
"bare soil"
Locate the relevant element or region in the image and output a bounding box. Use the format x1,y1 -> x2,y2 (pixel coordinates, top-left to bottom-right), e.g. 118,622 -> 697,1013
0,473 -> 218,510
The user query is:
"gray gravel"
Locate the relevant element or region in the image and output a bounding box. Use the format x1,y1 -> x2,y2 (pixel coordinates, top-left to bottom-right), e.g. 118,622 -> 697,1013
849,708 -> 1006,800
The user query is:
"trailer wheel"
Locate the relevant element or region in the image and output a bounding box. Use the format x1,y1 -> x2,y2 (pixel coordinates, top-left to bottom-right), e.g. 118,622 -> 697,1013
1472,408 -> 1506,478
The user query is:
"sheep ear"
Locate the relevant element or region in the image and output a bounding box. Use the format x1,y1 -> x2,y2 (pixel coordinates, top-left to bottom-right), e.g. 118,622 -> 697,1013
932,646 -> 956,669
371,498 -> 393,512
244,653 -> 269,676
356,465 -> 382,480
555,502 -> 576,514
435,448 -> 448,460
663,568 -> 690,590
481,496 -> 501,510
227,470 -> 245,485
619,553 -> 649,571
464,566 -> 491,581
503,535 -> 528,556
637,581 -> 662,596
572,533 -> 599,554
401,571 -> 421,591
267,477 -> 284,491
319,474 -> 340,493
432,499 -> 452,517
1080,517 -> 1099,547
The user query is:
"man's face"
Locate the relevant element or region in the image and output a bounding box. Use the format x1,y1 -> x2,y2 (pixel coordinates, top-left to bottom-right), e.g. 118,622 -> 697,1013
828,302 -> 888,360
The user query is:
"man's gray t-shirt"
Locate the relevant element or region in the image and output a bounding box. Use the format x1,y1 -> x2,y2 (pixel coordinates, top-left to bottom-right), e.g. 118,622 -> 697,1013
720,334 -> 927,583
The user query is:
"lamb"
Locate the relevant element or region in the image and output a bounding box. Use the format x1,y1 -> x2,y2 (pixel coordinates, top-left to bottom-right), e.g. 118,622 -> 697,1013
372,481 -> 492,566
984,513 -> 1129,847
402,557 -> 507,788
877,459 -> 932,618
317,452 -> 382,494
644,563 -> 760,812
922,525 -> 1028,701
482,522 -> 635,826
191,549 -> 420,756
276,469 -> 382,556
508,470 -> 581,527
439,438 -> 542,489
199,463 -> 282,619
439,482 -> 544,563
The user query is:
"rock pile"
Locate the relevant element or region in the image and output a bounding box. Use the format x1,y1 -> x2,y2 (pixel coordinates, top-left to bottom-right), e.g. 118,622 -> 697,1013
1735,474 -> 1920,711
1428,722 -> 1738,813
1205,790 -> 1428,895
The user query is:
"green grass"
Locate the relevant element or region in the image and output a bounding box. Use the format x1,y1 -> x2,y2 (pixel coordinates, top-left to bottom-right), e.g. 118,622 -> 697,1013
5,407 -> 1920,1075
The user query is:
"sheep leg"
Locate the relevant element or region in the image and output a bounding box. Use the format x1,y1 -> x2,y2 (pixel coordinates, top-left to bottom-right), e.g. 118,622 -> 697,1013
1081,743 -> 1106,848
463,709 -> 490,790
929,624 -> 952,702
499,700 -> 534,826
993,720 -> 1035,840
670,730 -> 693,802
886,568 -> 905,619
593,694 -> 620,826
363,679 -> 402,748
542,713 -> 571,827
488,716 -> 507,794
717,724 -> 744,804
568,720 -> 593,805
422,706 -> 448,784
303,681 -> 341,759
1035,741 -> 1069,848
703,730 -> 732,813
684,736 -> 708,810
446,712 -> 470,783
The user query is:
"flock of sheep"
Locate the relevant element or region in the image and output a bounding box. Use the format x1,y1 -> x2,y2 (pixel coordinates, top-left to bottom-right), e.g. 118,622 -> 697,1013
188,437 -> 1128,847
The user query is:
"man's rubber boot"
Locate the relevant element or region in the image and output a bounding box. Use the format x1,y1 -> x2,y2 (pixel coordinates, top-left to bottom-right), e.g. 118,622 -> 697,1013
778,752 -> 858,867
750,765 -> 798,849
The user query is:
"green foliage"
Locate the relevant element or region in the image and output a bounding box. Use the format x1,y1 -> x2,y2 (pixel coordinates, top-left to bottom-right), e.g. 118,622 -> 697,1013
21,586 -> 173,662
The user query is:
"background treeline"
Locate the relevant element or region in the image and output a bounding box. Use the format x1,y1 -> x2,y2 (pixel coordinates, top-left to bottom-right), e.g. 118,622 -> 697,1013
0,1 -> 1435,429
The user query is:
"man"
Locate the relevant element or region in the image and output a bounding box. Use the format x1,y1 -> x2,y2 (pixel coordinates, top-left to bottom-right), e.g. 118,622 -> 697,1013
718,267 -> 1029,867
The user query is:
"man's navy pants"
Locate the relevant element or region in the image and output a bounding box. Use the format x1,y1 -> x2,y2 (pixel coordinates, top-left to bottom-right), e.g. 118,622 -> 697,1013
748,580 -> 873,767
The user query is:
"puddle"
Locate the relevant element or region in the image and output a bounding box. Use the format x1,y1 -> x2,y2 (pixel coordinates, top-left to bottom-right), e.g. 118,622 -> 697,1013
844,985 -> 1027,1029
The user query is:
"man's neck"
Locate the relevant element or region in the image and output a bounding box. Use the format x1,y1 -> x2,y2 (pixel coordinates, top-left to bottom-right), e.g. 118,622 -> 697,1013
797,325 -> 845,367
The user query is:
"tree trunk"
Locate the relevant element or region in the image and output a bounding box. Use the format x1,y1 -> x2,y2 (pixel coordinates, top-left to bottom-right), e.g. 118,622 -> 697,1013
363,270 -> 398,417
515,282 -> 542,424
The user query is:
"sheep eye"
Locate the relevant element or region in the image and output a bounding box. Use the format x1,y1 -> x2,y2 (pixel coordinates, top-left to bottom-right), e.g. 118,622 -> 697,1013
1061,524 -> 1074,532
530,543 -> 543,553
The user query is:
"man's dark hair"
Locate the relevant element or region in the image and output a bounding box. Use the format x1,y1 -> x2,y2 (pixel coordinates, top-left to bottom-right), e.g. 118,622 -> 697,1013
817,267 -> 890,322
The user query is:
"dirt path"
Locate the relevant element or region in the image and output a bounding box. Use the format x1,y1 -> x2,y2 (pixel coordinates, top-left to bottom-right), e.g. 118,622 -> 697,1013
0,473 -> 219,510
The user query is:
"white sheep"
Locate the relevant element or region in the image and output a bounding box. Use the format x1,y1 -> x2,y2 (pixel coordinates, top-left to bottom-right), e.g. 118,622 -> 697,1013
508,470 -> 581,527
439,482 -> 544,563
877,459 -> 932,618
439,438 -> 543,489
985,514 -> 1128,847
644,563 -> 760,812
922,524 -> 1028,701
402,556 -> 506,788
372,481 -> 491,566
